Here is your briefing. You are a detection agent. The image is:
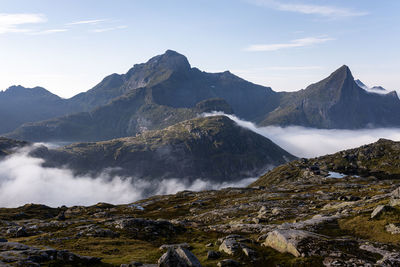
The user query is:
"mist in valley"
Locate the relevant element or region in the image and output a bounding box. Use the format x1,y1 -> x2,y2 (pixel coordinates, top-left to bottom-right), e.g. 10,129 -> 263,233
2,114 -> 400,207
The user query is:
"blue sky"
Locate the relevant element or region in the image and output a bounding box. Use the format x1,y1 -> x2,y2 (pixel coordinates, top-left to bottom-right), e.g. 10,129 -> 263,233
0,0 -> 399,97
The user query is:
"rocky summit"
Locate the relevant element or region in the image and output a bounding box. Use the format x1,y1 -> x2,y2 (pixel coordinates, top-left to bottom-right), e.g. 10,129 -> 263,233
1,140 -> 400,266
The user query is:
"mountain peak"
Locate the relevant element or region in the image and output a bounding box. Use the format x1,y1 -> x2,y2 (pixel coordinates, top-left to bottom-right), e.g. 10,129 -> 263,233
147,49 -> 191,72
330,65 -> 353,80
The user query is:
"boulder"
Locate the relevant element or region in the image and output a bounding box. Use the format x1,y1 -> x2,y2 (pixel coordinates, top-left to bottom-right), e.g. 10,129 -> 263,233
219,237 -> 240,255
158,247 -> 202,267
263,229 -> 323,257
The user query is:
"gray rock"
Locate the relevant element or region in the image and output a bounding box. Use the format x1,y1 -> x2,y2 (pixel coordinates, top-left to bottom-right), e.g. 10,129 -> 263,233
263,229 -> 324,257
158,247 -> 202,267
219,237 -> 240,255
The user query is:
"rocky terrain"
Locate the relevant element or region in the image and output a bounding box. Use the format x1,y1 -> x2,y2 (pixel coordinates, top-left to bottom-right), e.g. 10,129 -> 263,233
1,139 -> 400,266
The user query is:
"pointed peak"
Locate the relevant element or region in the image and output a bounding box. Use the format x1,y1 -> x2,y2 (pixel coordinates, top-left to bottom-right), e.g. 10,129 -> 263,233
328,65 -> 354,82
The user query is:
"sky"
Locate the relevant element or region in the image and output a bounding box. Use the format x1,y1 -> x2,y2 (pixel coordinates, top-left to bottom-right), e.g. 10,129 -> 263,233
0,0 -> 399,98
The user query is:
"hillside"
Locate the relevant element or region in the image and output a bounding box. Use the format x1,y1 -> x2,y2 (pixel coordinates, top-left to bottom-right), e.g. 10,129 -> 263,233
33,115 -> 295,181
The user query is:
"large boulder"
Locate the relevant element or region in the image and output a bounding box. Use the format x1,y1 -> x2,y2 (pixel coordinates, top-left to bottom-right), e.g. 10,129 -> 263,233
263,229 -> 324,257
158,247 -> 202,267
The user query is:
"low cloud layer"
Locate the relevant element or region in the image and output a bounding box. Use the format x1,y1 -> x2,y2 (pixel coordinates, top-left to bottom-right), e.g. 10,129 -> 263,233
2,114 -> 400,208
205,112 -> 400,158
0,146 -> 256,208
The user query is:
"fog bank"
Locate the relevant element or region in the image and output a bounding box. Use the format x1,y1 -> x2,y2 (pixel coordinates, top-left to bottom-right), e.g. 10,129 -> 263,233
0,146 -> 256,208
204,112 -> 400,158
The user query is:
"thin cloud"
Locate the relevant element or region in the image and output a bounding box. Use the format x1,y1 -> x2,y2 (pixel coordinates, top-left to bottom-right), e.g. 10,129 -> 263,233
92,25 -> 127,33
67,19 -> 106,25
30,29 -> 68,35
248,0 -> 368,18
0,13 -> 46,34
245,37 -> 334,52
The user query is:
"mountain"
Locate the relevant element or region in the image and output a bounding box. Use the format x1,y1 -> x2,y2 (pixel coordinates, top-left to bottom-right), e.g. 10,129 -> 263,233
7,50 -> 278,142
355,79 -> 391,94
32,116 -> 296,181
260,65 -> 400,129
4,52 -> 400,141
0,86 -> 76,134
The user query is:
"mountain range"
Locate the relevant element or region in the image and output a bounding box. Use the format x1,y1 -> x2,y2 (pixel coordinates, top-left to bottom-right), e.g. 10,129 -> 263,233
2,50 -> 400,142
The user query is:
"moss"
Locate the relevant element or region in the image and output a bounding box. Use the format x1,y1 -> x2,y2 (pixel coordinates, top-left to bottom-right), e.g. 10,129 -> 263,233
339,208 -> 400,243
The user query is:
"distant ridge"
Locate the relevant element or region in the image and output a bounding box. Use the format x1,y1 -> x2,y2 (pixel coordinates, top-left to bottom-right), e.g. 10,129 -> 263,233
3,51 -> 400,141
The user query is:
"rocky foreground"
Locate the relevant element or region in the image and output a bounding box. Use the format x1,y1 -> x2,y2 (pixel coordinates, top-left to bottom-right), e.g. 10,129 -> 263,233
1,139 -> 400,266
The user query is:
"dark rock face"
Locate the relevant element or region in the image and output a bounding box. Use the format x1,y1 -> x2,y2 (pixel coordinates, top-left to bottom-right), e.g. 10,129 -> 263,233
260,65 -> 400,129
33,116 -> 295,182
